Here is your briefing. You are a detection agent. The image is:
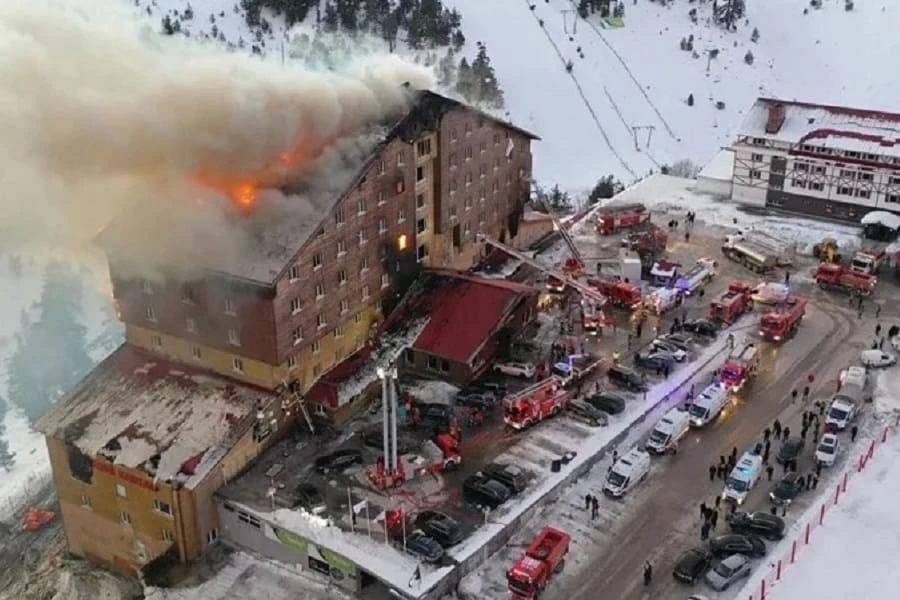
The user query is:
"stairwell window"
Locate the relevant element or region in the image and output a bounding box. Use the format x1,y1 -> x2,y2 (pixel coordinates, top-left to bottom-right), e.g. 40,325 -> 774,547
227,329 -> 240,346
378,159 -> 386,175
224,297 -> 236,315
145,305 -> 156,322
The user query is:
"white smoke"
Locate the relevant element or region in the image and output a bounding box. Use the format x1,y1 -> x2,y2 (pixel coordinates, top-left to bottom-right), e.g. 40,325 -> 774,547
0,0 -> 434,277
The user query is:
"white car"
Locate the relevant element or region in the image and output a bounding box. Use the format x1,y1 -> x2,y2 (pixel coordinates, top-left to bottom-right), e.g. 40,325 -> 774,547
650,339 -> 687,362
815,433 -> 840,467
860,349 -> 897,368
494,362 -> 536,378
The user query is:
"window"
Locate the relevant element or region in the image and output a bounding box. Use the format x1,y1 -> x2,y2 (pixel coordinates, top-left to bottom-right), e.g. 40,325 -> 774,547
145,305 -> 156,322
334,209 -> 344,226
417,244 -> 429,261
312,253 -> 322,270
337,239 -> 346,256
752,137 -> 766,145
464,222 -> 471,235
206,529 -> 219,545
813,166 -> 826,175
288,297 -> 301,314
354,312 -> 363,324
465,172 -> 473,186
751,153 -> 764,162
339,299 -> 350,314
312,340 -> 321,354
334,326 -> 344,338
450,128 -> 458,142
449,153 -> 457,168
856,189 -> 871,199
396,151 -> 405,166
886,194 -> 900,204
357,198 -> 367,215
162,529 -> 175,542
381,273 -> 390,288
398,207 -> 407,223
749,169 -> 761,179
449,205 -> 457,219
506,174 -> 512,186
316,314 -> 327,329
191,346 -> 202,359
416,139 -> 431,157
479,141 -> 486,154
338,269 -> 347,285
493,157 -> 500,170
360,256 -> 369,272
359,174 -> 367,188
185,318 -> 197,333
416,193 -> 426,209
232,357 -> 243,372
121,512 -> 132,525
810,181 -> 824,191
416,166 -> 425,182
492,181 -> 499,193
479,164 -> 486,178
840,169 -> 856,179
314,283 -> 325,300
378,217 -> 387,234
377,190 -> 385,205
227,329 -> 240,346
289,265 -> 301,281
80,495 -> 92,510
224,297 -> 235,315
794,161 -> 809,172
465,122 -> 472,135
837,186 -> 853,196
465,196 -> 473,210
141,279 -> 154,295
236,510 -> 261,528
479,187 -> 486,202
116,483 -> 127,498
181,285 -> 195,303
465,146 -> 473,160
417,218 -> 427,234
449,179 -> 457,193
312,365 -> 322,378
378,159 -> 386,174
858,172 -> 874,182
358,228 -> 368,245
286,356 -> 296,370
791,179 -> 807,189
362,285 -> 370,300
151,335 -> 162,347
493,133 -> 501,145
292,327 -> 303,345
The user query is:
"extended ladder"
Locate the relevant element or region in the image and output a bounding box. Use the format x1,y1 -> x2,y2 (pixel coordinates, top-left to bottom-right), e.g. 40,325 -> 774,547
281,380 -> 316,435
543,205 -> 584,267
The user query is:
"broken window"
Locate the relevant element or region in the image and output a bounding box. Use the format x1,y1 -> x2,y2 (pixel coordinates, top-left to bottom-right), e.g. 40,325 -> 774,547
67,445 -> 94,484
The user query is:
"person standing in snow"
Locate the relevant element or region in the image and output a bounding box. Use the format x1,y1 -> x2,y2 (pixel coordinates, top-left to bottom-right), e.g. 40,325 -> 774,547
851,425 -> 859,442
643,561 -> 653,586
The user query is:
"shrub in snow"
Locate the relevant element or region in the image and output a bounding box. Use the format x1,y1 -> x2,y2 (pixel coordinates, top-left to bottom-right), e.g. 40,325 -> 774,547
751,27 -> 759,42
744,50 -> 754,65
845,1 -> 854,10
716,100 -> 726,110
668,159 -> 700,178
687,93 -> 695,106
810,0 -> 822,8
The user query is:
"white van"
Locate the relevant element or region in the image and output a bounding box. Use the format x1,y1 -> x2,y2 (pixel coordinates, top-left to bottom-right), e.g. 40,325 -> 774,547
840,366 -> 868,391
687,384 -> 729,427
645,409 -> 690,455
825,396 -> 857,431
722,452 -> 763,505
602,448 -> 651,498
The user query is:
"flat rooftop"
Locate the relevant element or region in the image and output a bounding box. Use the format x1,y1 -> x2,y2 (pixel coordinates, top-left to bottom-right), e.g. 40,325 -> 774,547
36,344 -> 272,485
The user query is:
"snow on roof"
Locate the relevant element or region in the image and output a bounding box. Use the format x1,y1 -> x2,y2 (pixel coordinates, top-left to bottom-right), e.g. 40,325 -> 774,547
739,98 -> 900,158
697,149 -> 735,181
861,210 -> 900,230
35,344 -> 270,482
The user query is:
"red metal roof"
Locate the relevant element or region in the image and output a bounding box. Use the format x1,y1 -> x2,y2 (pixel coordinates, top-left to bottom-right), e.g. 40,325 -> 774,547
413,278 -> 533,363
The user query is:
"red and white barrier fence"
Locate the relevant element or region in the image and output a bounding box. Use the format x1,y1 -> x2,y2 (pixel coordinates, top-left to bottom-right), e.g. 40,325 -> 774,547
745,413 -> 900,600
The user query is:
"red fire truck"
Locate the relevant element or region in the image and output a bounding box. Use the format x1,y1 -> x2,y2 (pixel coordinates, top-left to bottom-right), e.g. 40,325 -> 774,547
595,203 -> 649,235
581,300 -> 607,334
708,282 -> 752,324
588,278 -> 642,309
626,223 -> 668,257
814,263 -> 878,296
503,378 -> 571,430
507,527 -> 571,599
720,343 -> 760,392
759,297 -> 807,341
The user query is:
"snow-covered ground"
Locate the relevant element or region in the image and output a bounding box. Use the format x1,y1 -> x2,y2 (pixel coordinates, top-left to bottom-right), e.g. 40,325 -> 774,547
734,369 -> 900,600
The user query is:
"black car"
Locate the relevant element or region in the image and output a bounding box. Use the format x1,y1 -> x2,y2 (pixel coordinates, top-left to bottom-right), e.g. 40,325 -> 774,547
770,472 -> 805,505
361,430 -> 411,455
403,532 -> 444,563
414,510 -> 464,547
567,399 -> 609,427
455,392 -> 495,411
634,350 -> 676,371
672,547 -> 712,584
660,332 -> 695,351
482,462 -> 529,494
587,392 -> 627,415
314,449 -> 363,473
728,511 -> 786,541
416,403 -> 454,427
462,380 -> 507,397
607,365 -> 647,392
293,483 -> 327,514
776,437 -> 805,464
682,318 -> 720,338
463,473 -> 512,509
709,533 -> 767,558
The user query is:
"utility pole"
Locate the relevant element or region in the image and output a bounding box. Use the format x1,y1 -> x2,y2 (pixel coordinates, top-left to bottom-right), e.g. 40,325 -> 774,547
631,125 -> 655,151
561,9 -> 578,35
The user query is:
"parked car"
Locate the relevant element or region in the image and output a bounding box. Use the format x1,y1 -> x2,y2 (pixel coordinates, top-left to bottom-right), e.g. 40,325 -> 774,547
314,449 -> 363,473
682,318 -> 720,338
455,392 -> 495,411
413,510 -> 464,547
403,532 -> 444,564
776,437 -> 805,464
606,365 -> 647,392
494,362 -> 536,378
567,399 -> 609,427
463,473 -> 512,509
860,349 -> 896,368
361,430 -> 411,455
672,547 -> 712,584
769,472 -> 805,505
708,534 -> 766,558
704,554 -> 752,591
293,483 -> 327,514
634,350 -> 676,371
462,380 -> 507,398
815,433 -> 841,467
586,392 -> 627,415
727,511 -> 786,541
650,338 -> 688,362
660,332 -> 695,351
482,462 -> 529,494
415,403 -> 454,427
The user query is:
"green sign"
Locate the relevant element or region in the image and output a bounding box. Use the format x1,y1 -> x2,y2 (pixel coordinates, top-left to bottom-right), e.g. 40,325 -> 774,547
319,546 -> 357,578
274,528 -> 308,553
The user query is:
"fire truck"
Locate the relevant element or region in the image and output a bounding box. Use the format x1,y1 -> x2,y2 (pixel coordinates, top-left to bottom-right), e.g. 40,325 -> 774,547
850,243 -> 887,275
625,223 -> 668,257
708,282 -> 752,324
815,263 -> 878,296
581,299 -> 606,334
588,278 -> 642,309
507,527 -> 571,599
503,378 -> 571,430
720,343 -> 759,392
643,286 -> 683,315
648,260 -> 680,286
674,258 -> 718,296
759,297 -> 807,341
595,202 -> 649,235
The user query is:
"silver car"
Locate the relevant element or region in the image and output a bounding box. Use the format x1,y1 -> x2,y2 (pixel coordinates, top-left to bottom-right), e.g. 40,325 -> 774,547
704,554 -> 752,591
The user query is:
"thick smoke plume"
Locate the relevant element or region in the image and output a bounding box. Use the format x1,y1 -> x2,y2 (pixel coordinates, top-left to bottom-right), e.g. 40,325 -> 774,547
0,0 -> 434,279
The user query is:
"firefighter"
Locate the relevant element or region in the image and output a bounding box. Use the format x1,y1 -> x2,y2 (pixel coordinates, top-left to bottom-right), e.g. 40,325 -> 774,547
612,350 -> 621,364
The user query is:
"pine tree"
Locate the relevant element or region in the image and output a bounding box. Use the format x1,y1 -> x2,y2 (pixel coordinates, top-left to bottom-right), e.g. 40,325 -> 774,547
469,43 -> 505,109
336,0 -> 359,31
161,15 -> 176,35
323,1 -> 340,32
455,57 -> 475,100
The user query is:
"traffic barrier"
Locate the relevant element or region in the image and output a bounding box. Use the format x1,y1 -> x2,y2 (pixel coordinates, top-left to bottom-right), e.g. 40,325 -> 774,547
745,417 -> 897,600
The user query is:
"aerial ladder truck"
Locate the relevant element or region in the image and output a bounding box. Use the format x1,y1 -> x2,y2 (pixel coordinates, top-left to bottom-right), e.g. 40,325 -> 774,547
542,205 -> 587,276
